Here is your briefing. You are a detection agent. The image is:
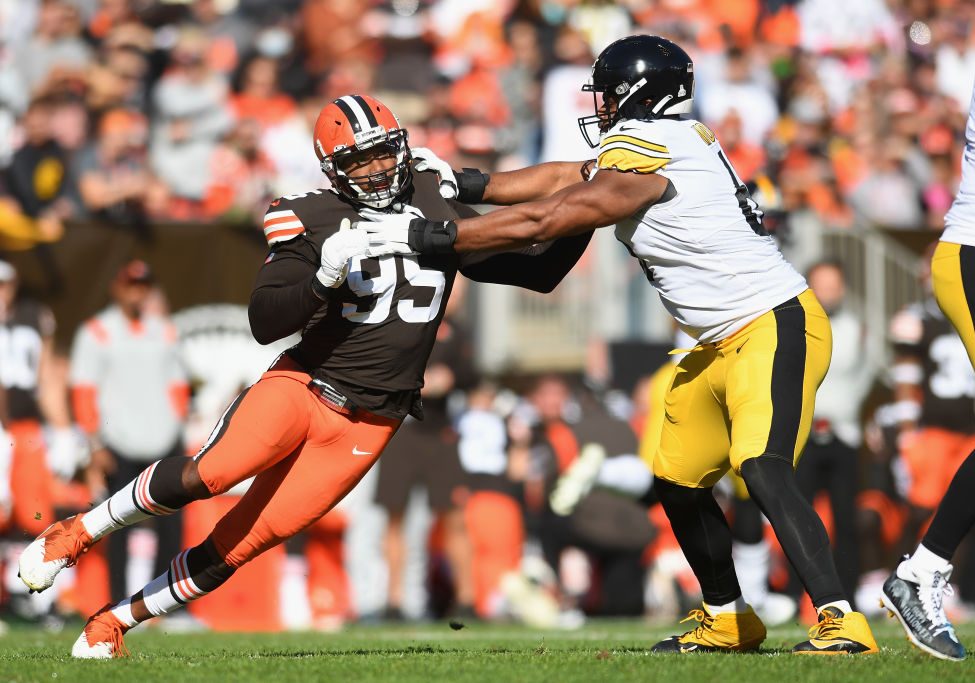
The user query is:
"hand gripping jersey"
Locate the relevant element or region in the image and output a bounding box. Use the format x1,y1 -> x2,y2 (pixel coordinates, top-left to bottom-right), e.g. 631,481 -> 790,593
250,170 -> 593,420
600,118 -> 808,343
890,298 -> 975,434
0,299 -> 54,421
943,84 -> 975,246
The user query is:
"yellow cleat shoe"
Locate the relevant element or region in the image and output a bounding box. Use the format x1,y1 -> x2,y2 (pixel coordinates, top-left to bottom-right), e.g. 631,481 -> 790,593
792,607 -> 879,655
651,605 -> 767,653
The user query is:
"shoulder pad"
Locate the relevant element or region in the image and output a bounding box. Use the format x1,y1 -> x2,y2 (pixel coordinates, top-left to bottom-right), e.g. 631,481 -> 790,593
597,120 -> 671,174
262,189 -> 343,246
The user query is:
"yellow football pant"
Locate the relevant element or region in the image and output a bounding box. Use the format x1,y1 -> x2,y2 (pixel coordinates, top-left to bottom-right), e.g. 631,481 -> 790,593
932,241 -> 975,367
653,289 -> 832,489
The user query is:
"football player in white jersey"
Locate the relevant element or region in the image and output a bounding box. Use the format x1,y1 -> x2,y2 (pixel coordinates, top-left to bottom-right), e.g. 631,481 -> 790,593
361,35 -> 878,654
881,81 -> 975,662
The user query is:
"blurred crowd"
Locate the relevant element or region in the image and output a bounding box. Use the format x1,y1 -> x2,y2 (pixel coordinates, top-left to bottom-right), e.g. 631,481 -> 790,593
2,0 -> 975,632
0,0 -> 974,249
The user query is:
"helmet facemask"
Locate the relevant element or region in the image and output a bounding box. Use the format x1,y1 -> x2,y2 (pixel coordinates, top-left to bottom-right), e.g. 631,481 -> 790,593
320,128 -> 412,209
578,84 -> 620,148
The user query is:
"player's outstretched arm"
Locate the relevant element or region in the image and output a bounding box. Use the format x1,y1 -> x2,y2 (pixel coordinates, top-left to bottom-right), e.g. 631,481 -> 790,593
412,147 -> 590,205
479,161 -> 593,205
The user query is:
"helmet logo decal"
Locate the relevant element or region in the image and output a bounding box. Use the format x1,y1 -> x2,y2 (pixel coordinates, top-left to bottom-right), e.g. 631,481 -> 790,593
354,125 -> 386,147
678,84 -> 686,97
615,82 -> 630,96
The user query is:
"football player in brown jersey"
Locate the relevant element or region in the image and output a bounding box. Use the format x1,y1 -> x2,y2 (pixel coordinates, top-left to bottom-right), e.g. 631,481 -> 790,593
18,94 -> 594,658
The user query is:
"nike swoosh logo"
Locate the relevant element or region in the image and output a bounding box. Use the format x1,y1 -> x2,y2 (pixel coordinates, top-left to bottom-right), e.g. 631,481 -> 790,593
352,446 -> 373,456
679,644 -> 698,652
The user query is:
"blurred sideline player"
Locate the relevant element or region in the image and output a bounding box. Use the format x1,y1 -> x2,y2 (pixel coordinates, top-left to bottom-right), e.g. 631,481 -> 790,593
374,280 -> 476,620
18,94 -> 594,658
0,260 -> 91,621
362,36 -> 878,654
882,81 -> 975,662
0,260 -> 81,539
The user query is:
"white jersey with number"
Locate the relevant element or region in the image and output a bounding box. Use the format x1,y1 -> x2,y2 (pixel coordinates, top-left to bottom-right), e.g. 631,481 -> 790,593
597,117 -> 808,343
943,84 -> 975,247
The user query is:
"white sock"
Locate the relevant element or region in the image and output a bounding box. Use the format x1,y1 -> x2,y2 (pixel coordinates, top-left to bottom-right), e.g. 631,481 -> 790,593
905,543 -> 952,579
817,599 -> 852,615
110,598 -> 139,629
732,541 -> 770,606
704,596 -> 749,614
142,549 -> 211,619
81,461 -> 174,540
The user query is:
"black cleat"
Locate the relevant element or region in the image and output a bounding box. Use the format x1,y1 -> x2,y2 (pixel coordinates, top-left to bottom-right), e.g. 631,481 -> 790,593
881,560 -> 966,662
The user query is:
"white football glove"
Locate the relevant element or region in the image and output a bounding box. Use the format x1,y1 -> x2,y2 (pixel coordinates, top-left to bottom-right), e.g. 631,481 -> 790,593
353,208 -> 415,249
45,426 -> 89,480
411,147 -> 457,199
317,218 -> 413,289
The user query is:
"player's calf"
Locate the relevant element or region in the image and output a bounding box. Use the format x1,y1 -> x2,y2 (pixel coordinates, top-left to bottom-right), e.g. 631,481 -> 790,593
19,457 -> 209,593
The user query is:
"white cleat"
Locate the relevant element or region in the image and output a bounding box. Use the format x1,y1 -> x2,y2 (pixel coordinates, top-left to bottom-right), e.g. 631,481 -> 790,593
18,515 -> 92,593
71,607 -> 129,659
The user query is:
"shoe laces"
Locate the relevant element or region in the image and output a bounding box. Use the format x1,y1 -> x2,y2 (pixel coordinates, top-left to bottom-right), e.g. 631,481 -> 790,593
918,571 -> 954,635
86,608 -> 130,658
807,612 -> 843,640
678,609 -> 715,641
42,517 -> 91,566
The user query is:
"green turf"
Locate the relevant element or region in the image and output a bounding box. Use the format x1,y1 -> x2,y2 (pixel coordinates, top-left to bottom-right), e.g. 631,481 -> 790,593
0,619 -> 971,683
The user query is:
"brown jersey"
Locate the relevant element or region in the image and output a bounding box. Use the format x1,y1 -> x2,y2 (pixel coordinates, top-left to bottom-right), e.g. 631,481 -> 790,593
249,170 -> 593,420
891,298 -> 975,433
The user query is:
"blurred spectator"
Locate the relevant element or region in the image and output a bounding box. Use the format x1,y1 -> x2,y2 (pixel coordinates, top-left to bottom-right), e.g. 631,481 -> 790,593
539,27 -> 595,163
206,117 -> 276,222
149,29 -> 232,215
4,97 -> 75,221
13,0 -> 92,96
188,0 -> 255,77
699,47 -> 779,146
86,43 -> 150,114
849,143 -> 924,230
76,108 -> 166,225
69,260 -> 188,602
301,0 -> 373,77
230,55 -> 297,131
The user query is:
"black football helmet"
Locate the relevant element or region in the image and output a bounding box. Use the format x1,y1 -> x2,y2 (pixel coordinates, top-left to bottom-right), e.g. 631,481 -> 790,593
578,35 -> 695,148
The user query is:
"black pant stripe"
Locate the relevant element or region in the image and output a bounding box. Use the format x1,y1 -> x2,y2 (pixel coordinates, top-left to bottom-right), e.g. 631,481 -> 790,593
766,297 -> 807,459
194,387 -> 250,464
958,244 -> 975,329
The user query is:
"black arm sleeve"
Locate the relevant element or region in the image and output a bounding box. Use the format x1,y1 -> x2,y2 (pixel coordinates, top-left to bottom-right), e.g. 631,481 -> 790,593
459,230 -> 594,293
248,240 -> 324,345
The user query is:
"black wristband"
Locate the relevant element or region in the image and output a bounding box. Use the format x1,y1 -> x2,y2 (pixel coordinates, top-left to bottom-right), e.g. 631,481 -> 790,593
407,218 -> 457,255
455,168 -> 490,204
310,273 -> 331,300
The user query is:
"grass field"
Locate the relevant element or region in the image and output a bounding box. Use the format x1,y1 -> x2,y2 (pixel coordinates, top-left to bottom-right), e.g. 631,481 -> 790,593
1,619 -> 971,682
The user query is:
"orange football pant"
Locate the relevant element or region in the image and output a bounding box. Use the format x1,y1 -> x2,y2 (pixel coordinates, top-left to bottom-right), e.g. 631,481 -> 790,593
195,358 -> 400,568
